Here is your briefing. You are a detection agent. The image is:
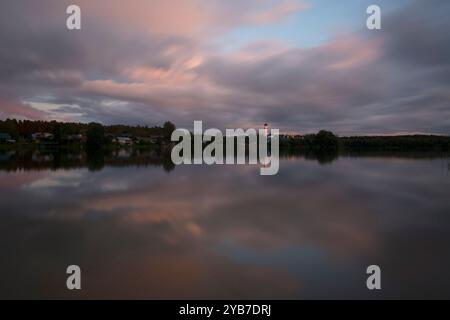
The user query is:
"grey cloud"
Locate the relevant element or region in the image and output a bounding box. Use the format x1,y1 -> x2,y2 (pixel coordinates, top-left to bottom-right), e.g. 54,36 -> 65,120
0,0 -> 449,135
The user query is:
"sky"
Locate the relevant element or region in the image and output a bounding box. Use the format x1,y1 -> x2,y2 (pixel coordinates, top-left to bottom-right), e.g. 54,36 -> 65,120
0,0 -> 449,135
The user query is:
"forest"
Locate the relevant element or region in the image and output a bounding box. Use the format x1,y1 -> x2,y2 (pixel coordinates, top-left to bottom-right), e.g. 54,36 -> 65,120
1,118 -> 450,152
0,118 -> 176,146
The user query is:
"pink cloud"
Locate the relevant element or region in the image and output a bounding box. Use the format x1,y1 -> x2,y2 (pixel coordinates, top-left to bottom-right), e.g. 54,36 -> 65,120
326,36 -> 384,70
74,0 -> 309,36
249,0 -> 309,25
0,99 -> 46,120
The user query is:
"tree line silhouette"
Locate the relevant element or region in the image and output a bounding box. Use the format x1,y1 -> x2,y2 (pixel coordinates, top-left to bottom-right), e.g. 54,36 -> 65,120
0,118 -> 176,146
280,130 -> 450,152
1,119 -> 449,152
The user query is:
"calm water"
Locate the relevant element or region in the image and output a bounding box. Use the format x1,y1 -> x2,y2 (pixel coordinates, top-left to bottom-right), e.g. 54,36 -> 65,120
1,149 -> 450,299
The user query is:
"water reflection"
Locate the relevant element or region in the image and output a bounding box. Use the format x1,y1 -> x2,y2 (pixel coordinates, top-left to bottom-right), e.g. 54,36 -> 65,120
1,148 -> 448,171
0,148 -> 175,172
0,150 -> 450,299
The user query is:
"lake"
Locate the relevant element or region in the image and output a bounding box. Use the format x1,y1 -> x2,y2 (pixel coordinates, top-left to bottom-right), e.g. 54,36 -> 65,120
1,149 -> 450,299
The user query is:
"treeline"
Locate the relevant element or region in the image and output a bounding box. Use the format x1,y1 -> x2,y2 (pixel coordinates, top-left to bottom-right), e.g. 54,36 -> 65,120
2,118 -> 449,151
280,130 -> 340,152
280,130 -> 450,152
0,119 -> 176,143
340,135 -> 450,152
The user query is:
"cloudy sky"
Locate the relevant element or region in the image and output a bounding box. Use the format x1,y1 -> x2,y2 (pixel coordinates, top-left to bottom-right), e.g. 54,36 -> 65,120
0,0 -> 449,135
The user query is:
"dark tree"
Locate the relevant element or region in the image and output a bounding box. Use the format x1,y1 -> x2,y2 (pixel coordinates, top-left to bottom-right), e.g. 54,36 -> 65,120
2,119 -> 19,139
51,121 -> 62,143
86,122 -> 105,147
314,130 -> 339,151
162,121 -> 176,141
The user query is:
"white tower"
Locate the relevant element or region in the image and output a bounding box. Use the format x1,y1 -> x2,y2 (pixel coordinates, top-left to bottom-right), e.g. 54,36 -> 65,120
264,123 -> 269,137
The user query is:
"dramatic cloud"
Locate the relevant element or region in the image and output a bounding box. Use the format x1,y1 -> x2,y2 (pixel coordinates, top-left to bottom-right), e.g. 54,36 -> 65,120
0,99 -> 46,120
0,0 -> 449,134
